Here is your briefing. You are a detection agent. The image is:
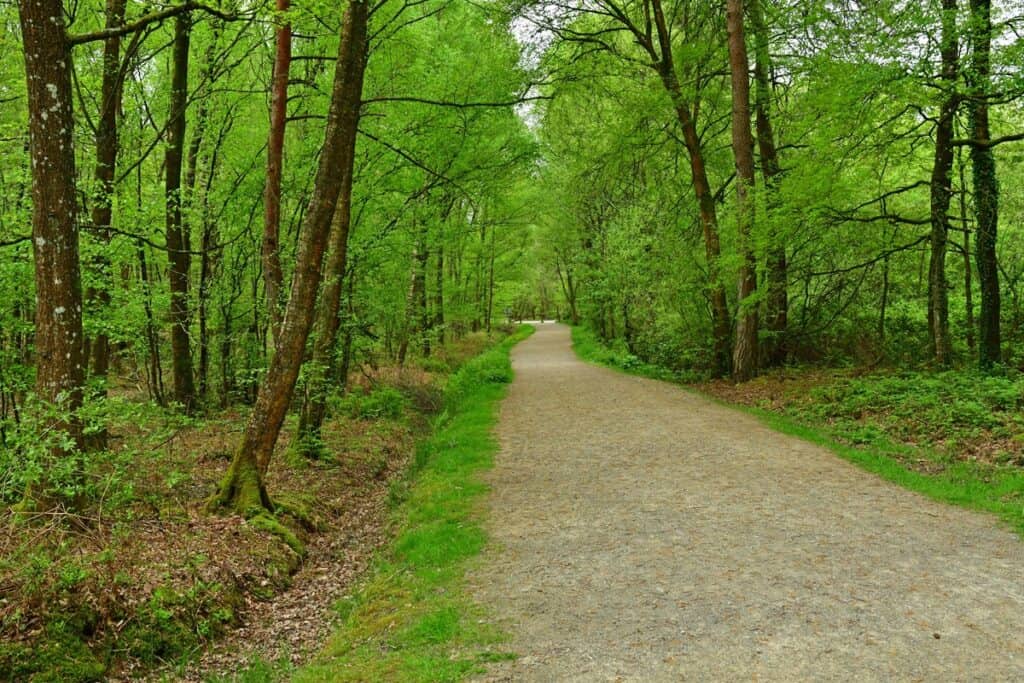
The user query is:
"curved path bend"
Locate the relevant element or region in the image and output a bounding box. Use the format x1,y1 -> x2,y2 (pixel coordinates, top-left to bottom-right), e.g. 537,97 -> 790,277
471,323 -> 1024,682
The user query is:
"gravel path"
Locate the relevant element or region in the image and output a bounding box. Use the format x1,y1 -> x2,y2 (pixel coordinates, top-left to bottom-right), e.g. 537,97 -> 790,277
471,323 -> 1024,681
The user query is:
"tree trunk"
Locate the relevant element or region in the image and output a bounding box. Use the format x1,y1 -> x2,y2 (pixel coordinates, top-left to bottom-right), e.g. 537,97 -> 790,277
166,14 -> 197,412
727,0 -> 759,382
486,225 -> 496,333
87,0 -> 127,389
927,0 -> 958,368
434,217 -> 445,346
82,0 -> 128,450
262,0 -> 290,344
214,0 -> 370,514
751,0 -> 786,367
417,220 -> 430,355
297,163 -> 359,451
968,0 -> 1001,369
958,150 -> 976,351
19,0 -> 86,470
648,0 -> 730,376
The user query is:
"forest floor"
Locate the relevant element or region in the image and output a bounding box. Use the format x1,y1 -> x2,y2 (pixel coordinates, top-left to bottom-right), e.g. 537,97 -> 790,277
0,334 -> 498,682
471,323 -> 1024,680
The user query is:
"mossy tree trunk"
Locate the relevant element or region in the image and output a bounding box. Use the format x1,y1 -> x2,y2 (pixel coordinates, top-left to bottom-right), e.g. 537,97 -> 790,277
967,0 -> 1001,369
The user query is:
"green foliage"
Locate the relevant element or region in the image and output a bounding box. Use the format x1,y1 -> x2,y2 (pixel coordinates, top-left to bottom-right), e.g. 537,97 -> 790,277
335,386 -> 408,420
790,370 -> 1024,455
290,326 -> 532,682
571,325 -> 702,383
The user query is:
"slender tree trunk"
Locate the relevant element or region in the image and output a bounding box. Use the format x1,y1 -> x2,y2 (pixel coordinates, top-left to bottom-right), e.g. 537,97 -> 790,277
219,296 -> 234,407
190,36 -> 222,402
751,0 -> 787,367
958,151 -> 976,351
486,225 -> 496,333
879,252 -> 890,345
215,0 -> 370,513
83,0 -> 128,450
166,14 -> 197,411
397,226 -> 425,365
727,0 -> 759,382
417,221 -> 430,355
19,0 -> 86,466
336,269 -> 357,387
262,0 -> 291,344
87,0 -> 127,393
649,0 -> 730,376
968,0 -> 1001,368
927,0 -> 958,367
297,160 -> 359,450
138,241 -> 164,406
137,138 -> 164,405
435,217 -> 445,347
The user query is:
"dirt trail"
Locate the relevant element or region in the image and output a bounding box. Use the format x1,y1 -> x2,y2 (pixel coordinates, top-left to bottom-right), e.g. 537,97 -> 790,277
471,323 -> 1024,681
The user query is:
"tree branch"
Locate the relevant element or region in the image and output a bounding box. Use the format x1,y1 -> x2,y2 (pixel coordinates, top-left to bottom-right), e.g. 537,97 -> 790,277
68,2 -> 239,46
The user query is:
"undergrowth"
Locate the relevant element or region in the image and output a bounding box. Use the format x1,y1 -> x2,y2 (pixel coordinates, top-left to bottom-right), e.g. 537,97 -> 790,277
1,332 -> 509,681
571,325 -> 1024,536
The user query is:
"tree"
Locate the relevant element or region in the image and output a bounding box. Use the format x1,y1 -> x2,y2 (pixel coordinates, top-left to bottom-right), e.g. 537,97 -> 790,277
750,0 -> 787,366
262,0 -> 290,344
727,0 -> 758,381
215,0 -> 370,512
927,0 -> 958,367
18,0 -> 86,467
966,0 -> 1001,368
165,13 -> 198,412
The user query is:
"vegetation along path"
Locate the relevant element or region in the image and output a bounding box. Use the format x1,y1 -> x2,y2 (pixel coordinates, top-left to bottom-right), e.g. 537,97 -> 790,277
472,323 -> 1024,681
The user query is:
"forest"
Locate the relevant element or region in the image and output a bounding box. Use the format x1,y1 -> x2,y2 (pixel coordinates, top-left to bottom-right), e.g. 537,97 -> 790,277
3,0 -> 1024,679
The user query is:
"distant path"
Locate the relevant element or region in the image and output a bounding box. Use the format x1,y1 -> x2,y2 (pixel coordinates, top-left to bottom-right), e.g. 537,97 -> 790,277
471,323 -> 1024,681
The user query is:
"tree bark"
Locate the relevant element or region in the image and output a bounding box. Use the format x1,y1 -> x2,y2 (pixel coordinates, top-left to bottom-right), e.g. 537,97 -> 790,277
927,0 -> 958,368
416,219 -> 430,355
19,0 -> 86,465
215,0 -> 370,513
958,150 -> 976,351
262,0 -> 290,344
297,166 -> 358,451
751,0 -> 786,367
968,0 -> 1001,369
648,0 -> 730,376
165,14 -> 198,411
87,0 -> 127,390
727,0 -> 759,382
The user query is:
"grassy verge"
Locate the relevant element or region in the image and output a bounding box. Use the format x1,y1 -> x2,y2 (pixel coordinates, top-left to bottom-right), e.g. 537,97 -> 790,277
571,325 -> 1024,535
275,325 -> 532,682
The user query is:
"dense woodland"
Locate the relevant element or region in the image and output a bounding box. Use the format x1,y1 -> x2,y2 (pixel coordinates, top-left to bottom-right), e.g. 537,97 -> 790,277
4,0 -> 1024,678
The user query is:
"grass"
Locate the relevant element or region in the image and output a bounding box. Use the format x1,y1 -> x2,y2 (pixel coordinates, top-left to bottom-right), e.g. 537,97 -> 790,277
571,325 -> 1024,536
278,325 -> 533,682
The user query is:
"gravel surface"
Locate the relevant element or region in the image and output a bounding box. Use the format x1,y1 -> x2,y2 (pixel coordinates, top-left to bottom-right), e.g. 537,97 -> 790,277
471,323 -> 1024,682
